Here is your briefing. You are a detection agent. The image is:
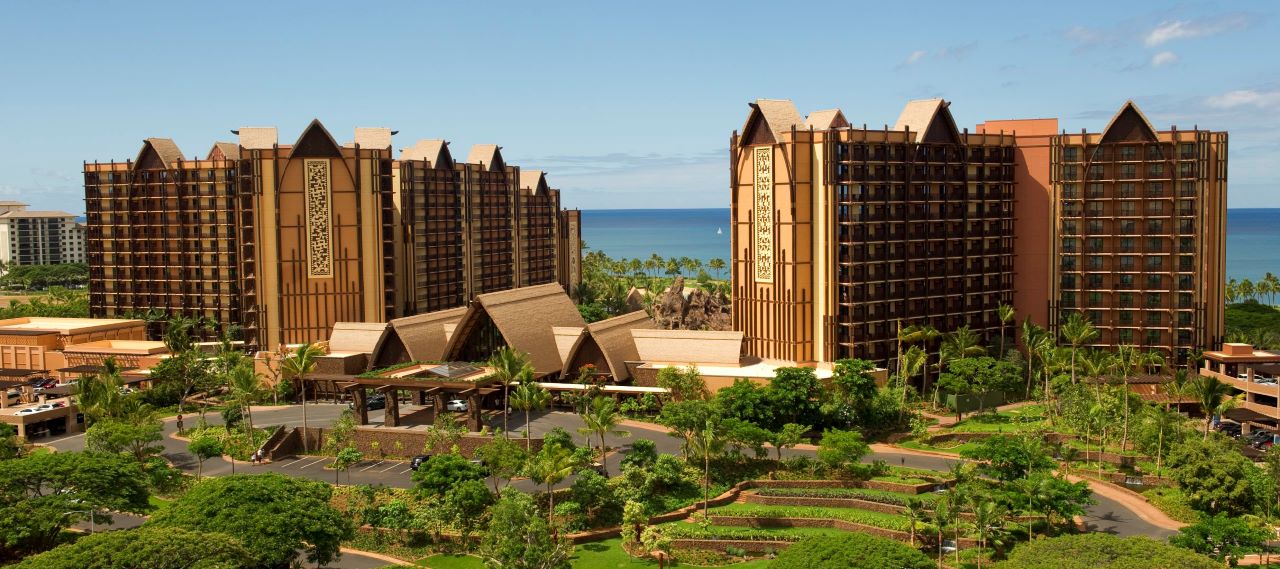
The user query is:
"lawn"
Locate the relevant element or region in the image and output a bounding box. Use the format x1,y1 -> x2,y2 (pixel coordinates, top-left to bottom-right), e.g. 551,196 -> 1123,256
895,438 -> 982,456
148,496 -> 171,511
946,405 -> 1047,434
707,502 -> 919,534
415,537 -> 772,568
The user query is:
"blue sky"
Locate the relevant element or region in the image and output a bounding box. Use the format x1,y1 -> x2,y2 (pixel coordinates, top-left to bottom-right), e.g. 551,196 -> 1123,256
0,1 -> 1276,212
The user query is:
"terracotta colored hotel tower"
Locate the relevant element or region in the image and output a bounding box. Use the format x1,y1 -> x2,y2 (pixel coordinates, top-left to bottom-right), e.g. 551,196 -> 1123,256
731,99 -> 1226,369
83,121 -> 583,349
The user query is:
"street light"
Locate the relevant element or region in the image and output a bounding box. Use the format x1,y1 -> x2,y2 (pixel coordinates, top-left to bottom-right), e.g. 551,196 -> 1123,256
63,510 -> 94,533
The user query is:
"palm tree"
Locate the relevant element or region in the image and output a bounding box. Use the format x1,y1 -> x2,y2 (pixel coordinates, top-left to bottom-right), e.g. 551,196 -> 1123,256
509,378 -> 551,450
1241,278 -> 1257,302
1143,406 -> 1183,477
1226,279 -> 1240,304
970,500 -> 1003,569
899,345 -> 927,409
1112,345 -> 1141,451
162,316 -> 196,354
1188,375 -> 1239,439
488,347 -> 532,437
228,360 -> 264,446
1267,272 -> 1280,305
577,395 -> 630,476
904,498 -> 927,547
708,258 -> 726,281
1059,312 -> 1099,385
280,343 -> 323,452
944,326 -> 985,358
74,357 -> 125,424
932,497 -> 958,569
687,419 -> 724,522
528,445 -> 577,524
996,303 -> 1016,356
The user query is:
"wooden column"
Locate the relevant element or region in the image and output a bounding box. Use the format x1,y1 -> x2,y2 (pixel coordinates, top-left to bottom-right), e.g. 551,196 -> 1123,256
380,387 -> 400,427
351,387 -> 368,426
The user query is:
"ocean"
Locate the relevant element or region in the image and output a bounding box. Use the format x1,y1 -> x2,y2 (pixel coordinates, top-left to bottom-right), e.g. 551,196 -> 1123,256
581,208 -> 1280,282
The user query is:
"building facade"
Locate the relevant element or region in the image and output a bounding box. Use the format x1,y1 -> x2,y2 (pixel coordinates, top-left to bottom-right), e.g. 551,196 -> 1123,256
0,202 -> 85,266
85,121 -> 583,349
731,98 -> 1226,368
731,99 -> 1015,366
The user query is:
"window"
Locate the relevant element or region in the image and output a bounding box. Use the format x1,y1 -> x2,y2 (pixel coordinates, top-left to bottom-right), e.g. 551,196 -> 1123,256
1089,165 -> 1105,179
1147,145 -> 1164,160
1063,165 -> 1079,180
1089,220 -> 1106,234
1118,256 -> 1134,270
1146,182 -> 1164,197
1089,292 -> 1103,306
1119,293 -> 1134,307
1089,310 -> 1102,324
1062,183 -> 1079,199
1148,163 -> 1165,177
1179,293 -> 1193,308
1117,274 -> 1133,289
1180,143 -> 1196,159
1063,221 -> 1078,235
1120,238 -> 1135,253
1146,201 -> 1164,215
1089,238 -> 1105,252
1062,238 -> 1078,253
1088,183 -> 1105,198
1179,237 -> 1195,253
1180,181 -> 1196,197
1119,329 -> 1134,343
1146,330 -> 1161,345
1146,275 -> 1162,289
1147,312 -> 1162,326
1064,147 -> 1079,161
1147,237 -> 1164,252
1062,275 -> 1077,288
1061,292 -> 1076,307
1179,219 -> 1195,233
1120,221 -> 1136,234
1090,274 -> 1105,288
1120,146 -> 1137,160
1088,256 -> 1104,269
1119,183 -> 1136,198
1147,219 -> 1164,233
1179,255 -> 1193,271
1145,256 -> 1163,270
1061,256 -> 1077,270
1178,312 -> 1192,325
1179,275 -> 1193,290
1119,311 -> 1133,324
1178,330 -> 1192,345
1120,201 -> 1136,216
1088,202 -> 1105,217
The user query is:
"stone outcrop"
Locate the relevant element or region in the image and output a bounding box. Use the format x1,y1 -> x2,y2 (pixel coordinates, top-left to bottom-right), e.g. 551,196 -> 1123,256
650,277 -> 731,331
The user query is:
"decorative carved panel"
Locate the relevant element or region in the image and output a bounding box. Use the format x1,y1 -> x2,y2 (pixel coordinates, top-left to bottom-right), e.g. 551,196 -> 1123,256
753,146 -> 774,283
568,218 -> 580,283
304,159 -> 334,278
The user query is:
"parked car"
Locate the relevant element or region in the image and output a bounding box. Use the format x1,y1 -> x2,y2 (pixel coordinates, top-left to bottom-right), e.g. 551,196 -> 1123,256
15,407 -> 38,415
409,455 -> 430,471
49,401 -> 67,408
445,399 -> 468,412
367,394 -> 386,411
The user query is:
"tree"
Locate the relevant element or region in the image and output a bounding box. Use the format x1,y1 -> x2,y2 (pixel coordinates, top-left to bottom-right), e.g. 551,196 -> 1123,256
0,451 -> 150,558
489,347 -> 533,438
1170,513 -> 1270,564
822,358 -> 880,427
709,258 -> 726,281
444,479 -> 495,543
971,500 -> 1005,569
576,395 -> 629,475
1110,345 -> 1142,451
815,429 -> 870,476
187,434 -> 223,480
527,444 -> 578,524
996,303 -> 1017,355
688,418 -> 725,522
279,342 -> 323,453
770,532 -> 932,569
1187,375 -> 1239,438
1021,320 -> 1050,400
146,473 -> 353,568
992,533 -> 1219,569
412,453 -> 486,497
904,498 -> 927,547
960,435 -> 1055,482
1059,312 -> 1098,385
475,435 -> 528,493
509,381 -> 551,450
713,378 -> 775,429
333,446 -> 363,486
769,423 -> 810,460
768,367 -> 821,427
480,490 -> 573,569
655,365 -> 705,401
226,360 -> 264,447
7,526 -> 254,569
658,399 -> 717,459
1167,435 -> 1260,516
84,419 -> 163,467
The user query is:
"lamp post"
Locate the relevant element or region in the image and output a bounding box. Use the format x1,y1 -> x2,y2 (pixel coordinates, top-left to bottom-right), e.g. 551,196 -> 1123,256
63,509 -> 94,533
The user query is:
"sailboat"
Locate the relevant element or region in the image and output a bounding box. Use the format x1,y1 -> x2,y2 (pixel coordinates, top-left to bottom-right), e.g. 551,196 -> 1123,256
716,227 -> 723,235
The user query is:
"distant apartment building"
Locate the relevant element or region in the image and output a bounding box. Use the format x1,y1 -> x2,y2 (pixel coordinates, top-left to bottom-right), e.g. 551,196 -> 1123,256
731,98 -> 1225,368
0,202 -> 85,266
83,120 -> 582,349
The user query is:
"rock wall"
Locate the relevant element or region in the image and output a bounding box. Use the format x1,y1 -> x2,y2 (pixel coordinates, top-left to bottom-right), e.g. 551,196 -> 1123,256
651,277 -> 731,331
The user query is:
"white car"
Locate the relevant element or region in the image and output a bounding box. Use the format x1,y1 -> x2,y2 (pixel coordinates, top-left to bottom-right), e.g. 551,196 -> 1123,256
445,399 -> 468,412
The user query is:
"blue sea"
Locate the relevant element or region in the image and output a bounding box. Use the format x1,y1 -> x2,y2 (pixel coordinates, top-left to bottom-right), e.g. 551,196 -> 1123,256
581,208 -> 1280,282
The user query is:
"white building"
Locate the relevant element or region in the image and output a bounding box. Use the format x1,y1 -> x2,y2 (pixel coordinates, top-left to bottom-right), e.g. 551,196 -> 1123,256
0,202 -> 85,266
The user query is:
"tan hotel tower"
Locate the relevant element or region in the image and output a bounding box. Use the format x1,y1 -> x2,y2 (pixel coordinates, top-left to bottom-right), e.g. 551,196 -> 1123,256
84,121 -> 582,349
732,98 -> 1225,369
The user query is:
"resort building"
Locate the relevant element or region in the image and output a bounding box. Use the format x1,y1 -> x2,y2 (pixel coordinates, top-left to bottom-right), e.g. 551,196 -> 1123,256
84,121 -> 583,350
0,201 -> 85,266
1200,344 -> 1280,433
731,98 -> 1227,368
732,99 -> 1016,367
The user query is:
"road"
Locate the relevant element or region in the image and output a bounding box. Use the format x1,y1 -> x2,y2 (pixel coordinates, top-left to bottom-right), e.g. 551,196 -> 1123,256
44,402 -> 1177,545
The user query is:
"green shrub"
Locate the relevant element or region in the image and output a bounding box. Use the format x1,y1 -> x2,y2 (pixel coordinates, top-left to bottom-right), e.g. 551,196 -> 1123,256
992,533 -> 1219,569
768,533 -> 932,569
754,487 -> 938,506
1142,487 -> 1201,524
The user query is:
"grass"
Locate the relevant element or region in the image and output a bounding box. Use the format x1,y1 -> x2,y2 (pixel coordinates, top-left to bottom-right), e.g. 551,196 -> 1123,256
707,502 -> 920,534
1142,487 -> 1201,524
148,496 -> 171,511
895,439 -> 982,456
946,405 -> 1047,434
415,537 -> 773,569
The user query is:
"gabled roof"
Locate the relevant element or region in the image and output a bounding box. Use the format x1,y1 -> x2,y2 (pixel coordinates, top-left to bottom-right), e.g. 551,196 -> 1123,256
892,98 -> 962,144
742,99 -> 806,145
443,284 -> 586,377
632,329 -> 744,365
400,139 -> 453,168
327,322 -> 389,354
805,109 -> 849,130
466,144 -> 504,171
561,310 -> 655,380
291,119 -> 343,158
1099,100 -> 1159,144
238,127 -> 278,150
370,306 -> 468,368
135,138 -> 184,169
207,142 -> 240,161
353,127 -> 393,149
519,170 -> 547,195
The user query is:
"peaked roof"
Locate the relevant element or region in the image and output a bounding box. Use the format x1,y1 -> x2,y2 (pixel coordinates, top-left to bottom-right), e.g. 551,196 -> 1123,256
400,139 -> 453,168
805,109 -> 849,130
207,142 -> 240,161
291,119 -> 343,158
327,322 -> 388,354
1099,100 -> 1160,144
466,144 -> 504,170
353,127 -> 393,149
135,138 -> 184,169
519,170 -> 547,195
892,98 -> 962,144
742,99 -> 806,145
561,310 -> 655,380
238,127 -> 277,150
370,306 -> 468,368
443,284 -> 586,377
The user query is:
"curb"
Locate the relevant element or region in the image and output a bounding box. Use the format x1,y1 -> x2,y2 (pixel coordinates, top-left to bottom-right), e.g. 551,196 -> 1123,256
339,547 -> 411,565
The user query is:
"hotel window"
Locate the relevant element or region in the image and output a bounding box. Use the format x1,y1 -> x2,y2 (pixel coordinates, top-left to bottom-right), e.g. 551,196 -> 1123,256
1180,143 -> 1196,159
1179,219 -> 1195,233
1147,219 -> 1164,233
1118,237 -> 1134,252
1178,330 -> 1192,345
1119,292 -> 1134,307
1145,182 -> 1164,197
1179,293 -> 1193,308
1147,293 -> 1162,308
1088,183 -> 1105,198
1090,274 -> 1106,288
1120,146 -> 1137,160
1179,312 -> 1192,325
1179,237 -> 1195,253
1119,164 -> 1136,178
1090,256 -> 1105,270
1145,256 -> 1163,270
1088,202 -> 1105,217
1179,255 -> 1193,271
1146,330 -> 1161,345
1179,275 -> 1193,290
1120,221 -> 1136,234
1062,183 -> 1079,198
1119,201 -> 1136,216
1089,292 -> 1103,306
1119,329 -> 1134,343
1062,274 -> 1077,288
1146,201 -> 1165,215
1063,147 -> 1079,161
1148,163 -> 1165,177
1089,238 -> 1105,252
1061,256 -> 1077,270
1118,256 -> 1134,270
1089,310 -> 1102,324
1117,274 -> 1132,289
1061,292 -> 1076,307
1090,165 -> 1106,179
1179,200 -> 1196,215
1180,181 -> 1197,197
1147,275 -> 1163,289
1062,238 -> 1078,253
1063,221 -> 1078,235
1119,311 -> 1133,324
1146,237 -> 1163,252
1119,183 -> 1136,198
1179,162 -> 1195,177
1063,165 -> 1079,180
